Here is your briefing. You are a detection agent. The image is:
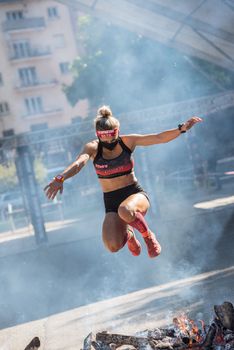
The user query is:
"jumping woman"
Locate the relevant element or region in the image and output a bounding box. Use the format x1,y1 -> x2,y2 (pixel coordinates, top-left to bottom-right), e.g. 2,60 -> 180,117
44,106 -> 202,258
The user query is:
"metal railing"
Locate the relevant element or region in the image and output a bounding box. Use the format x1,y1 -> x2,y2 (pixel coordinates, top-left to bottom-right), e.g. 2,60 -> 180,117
2,17 -> 45,32
22,108 -> 63,118
15,79 -> 59,90
10,46 -> 51,61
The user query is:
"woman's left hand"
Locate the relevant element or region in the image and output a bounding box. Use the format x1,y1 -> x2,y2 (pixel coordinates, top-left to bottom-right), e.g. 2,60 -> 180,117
183,116 -> 203,132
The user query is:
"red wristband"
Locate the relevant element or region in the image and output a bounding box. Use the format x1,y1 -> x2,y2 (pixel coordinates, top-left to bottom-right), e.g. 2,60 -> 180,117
54,175 -> 65,183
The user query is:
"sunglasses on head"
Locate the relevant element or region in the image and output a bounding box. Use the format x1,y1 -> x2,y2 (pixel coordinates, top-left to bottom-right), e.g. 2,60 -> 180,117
96,128 -> 118,138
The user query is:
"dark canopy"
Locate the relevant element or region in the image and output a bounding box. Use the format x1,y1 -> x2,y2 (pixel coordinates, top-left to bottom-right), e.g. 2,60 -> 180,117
56,0 -> 234,71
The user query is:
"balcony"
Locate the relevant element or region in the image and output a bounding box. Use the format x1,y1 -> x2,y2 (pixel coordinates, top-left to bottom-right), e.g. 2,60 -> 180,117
2,17 -> 45,33
15,79 -> 59,92
10,46 -> 52,62
0,110 -> 10,117
23,108 -> 63,119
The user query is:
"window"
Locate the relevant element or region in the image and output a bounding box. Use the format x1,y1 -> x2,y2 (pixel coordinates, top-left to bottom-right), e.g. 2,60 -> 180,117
54,34 -> 65,48
18,67 -> 38,86
59,62 -> 70,74
3,129 -> 14,137
48,7 -> 59,19
24,97 -> 43,115
6,10 -> 24,21
0,102 -> 10,116
0,73 -> 3,86
12,41 -> 30,59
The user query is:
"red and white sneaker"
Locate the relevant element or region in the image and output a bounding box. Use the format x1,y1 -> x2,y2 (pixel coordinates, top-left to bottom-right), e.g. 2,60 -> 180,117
143,231 -> 161,258
127,227 -> 141,256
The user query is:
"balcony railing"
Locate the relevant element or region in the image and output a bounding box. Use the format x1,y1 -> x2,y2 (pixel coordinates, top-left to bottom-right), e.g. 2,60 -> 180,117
0,111 -> 10,117
2,17 -> 45,32
15,79 -> 59,91
10,46 -> 52,61
23,108 -> 63,118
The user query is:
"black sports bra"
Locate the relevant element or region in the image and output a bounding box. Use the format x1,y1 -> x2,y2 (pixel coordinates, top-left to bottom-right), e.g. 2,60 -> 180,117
93,137 -> 134,179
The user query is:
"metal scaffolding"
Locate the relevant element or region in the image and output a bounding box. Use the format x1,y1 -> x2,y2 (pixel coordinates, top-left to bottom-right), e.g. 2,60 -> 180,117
1,91 -> 234,150
56,0 -> 234,70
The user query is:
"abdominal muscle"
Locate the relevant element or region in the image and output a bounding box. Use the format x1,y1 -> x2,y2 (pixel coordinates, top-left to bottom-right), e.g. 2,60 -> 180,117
98,172 -> 138,192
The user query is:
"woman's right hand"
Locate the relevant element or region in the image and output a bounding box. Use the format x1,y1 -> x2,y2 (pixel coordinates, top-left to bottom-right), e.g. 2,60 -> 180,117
44,179 -> 63,200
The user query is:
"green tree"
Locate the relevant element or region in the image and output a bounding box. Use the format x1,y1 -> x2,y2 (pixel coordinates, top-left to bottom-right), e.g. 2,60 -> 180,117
64,16 -> 150,112
34,157 -> 47,184
0,162 -> 17,192
194,58 -> 234,88
64,15 -> 234,114
0,157 -> 47,194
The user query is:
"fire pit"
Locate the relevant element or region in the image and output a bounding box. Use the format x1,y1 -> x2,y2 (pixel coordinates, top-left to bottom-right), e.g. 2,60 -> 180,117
82,301 -> 234,350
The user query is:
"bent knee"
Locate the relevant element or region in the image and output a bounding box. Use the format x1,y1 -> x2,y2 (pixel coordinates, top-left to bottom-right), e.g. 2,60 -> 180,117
103,235 -> 126,253
106,242 -> 122,253
108,245 -> 120,253
118,204 -> 135,221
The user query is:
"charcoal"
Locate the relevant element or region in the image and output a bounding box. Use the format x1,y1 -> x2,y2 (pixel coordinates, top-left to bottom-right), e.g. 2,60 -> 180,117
147,329 -> 175,340
84,332 -> 96,350
91,340 -> 108,350
24,337 -> 40,350
224,330 -> 234,343
198,321 -> 217,350
96,332 -> 148,348
214,302 -> 234,331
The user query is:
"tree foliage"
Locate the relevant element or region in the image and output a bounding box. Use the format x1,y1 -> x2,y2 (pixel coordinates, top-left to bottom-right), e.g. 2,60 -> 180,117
0,158 -> 47,194
34,157 -> 47,184
64,16 -> 158,112
0,162 -> 17,192
64,15 -> 234,113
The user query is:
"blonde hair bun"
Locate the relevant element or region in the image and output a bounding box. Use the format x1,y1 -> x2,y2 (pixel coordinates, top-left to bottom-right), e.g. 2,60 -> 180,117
94,105 -> 119,131
98,105 -> 112,118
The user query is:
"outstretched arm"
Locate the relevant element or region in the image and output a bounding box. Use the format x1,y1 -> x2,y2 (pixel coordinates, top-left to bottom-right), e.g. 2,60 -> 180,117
128,116 -> 202,147
61,147 -> 91,181
44,142 -> 95,200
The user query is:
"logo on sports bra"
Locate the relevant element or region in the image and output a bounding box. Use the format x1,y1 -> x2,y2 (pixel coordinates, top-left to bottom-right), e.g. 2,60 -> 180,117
95,164 -> 108,169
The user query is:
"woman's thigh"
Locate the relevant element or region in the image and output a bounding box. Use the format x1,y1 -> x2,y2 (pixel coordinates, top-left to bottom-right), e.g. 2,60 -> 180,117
102,212 -> 129,252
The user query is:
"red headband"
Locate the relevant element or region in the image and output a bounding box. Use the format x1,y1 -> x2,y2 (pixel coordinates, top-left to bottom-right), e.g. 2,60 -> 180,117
96,128 -> 118,138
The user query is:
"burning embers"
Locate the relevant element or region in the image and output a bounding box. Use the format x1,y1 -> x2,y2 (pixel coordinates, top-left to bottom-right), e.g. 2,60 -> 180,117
83,301 -> 234,350
173,314 -> 204,346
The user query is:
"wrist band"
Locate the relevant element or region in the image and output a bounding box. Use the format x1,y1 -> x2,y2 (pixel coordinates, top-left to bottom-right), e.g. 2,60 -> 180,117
54,174 -> 65,183
178,123 -> 186,133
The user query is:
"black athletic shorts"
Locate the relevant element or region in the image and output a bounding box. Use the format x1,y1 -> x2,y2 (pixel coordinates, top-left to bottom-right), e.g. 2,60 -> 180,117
103,182 -> 150,213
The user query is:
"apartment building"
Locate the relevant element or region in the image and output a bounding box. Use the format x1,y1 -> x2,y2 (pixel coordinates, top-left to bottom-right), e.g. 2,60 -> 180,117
0,0 -> 88,137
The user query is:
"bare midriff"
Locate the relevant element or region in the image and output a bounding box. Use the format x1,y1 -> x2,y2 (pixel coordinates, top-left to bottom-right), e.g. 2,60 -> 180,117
98,172 -> 138,192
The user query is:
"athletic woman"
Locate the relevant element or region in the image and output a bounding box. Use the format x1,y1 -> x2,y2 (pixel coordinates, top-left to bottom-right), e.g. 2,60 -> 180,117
44,106 -> 202,258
